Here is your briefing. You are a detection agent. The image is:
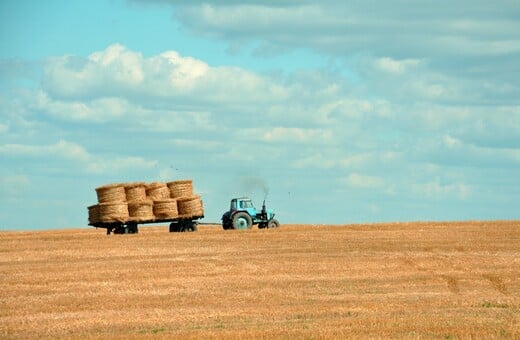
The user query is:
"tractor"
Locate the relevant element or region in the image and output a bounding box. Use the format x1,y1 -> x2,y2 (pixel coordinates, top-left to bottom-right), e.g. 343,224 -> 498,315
221,197 -> 280,230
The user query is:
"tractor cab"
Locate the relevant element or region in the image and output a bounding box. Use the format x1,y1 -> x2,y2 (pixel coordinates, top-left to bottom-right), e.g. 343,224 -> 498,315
230,197 -> 257,218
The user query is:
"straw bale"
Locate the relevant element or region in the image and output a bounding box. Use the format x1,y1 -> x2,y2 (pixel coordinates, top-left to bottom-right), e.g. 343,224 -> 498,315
153,199 -> 179,219
146,182 -> 170,201
167,180 -> 193,198
125,182 -> 146,202
96,183 -> 127,203
99,202 -> 129,223
88,204 -> 100,224
177,195 -> 204,217
128,199 -> 154,222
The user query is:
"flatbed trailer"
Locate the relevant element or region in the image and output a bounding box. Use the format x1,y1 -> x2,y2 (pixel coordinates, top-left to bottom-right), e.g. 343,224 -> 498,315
89,214 -> 204,235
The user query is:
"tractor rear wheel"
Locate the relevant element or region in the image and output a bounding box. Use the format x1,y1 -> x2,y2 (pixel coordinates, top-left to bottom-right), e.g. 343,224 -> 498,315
233,212 -> 252,230
222,218 -> 232,230
267,219 -> 280,229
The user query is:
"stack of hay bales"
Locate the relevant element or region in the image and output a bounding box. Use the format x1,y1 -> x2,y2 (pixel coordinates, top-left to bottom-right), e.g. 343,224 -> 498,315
167,180 -> 204,218
88,204 -> 100,225
153,199 -> 179,219
126,182 -> 154,222
92,183 -> 129,224
88,179 -> 204,225
147,182 -> 178,220
177,195 -> 204,218
167,180 -> 193,199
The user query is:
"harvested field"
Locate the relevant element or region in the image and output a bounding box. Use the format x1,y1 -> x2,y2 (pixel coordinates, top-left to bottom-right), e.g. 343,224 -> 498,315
1,221 -> 519,338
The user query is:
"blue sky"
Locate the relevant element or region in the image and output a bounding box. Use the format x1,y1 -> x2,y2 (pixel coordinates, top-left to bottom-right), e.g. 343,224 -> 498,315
1,0 -> 519,230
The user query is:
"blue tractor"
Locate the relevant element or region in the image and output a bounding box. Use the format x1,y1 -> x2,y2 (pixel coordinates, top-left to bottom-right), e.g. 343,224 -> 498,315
221,197 -> 280,230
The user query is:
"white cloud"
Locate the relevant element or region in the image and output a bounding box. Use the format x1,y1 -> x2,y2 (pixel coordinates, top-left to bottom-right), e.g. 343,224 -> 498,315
170,138 -> 222,151
0,140 -> 156,174
42,44 -> 288,107
8,45 -> 520,179
145,1 -> 519,111
0,139 -> 88,161
375,57 -> 421,74
90,44 -> 144,84
292,153 -> 338,169
155,51 -> 209,89
43,44 -> 145,98
0,123 -> 8,133
242,127 -> 333,144
337,154 -> 372,168
168,1 -> 520,62
413,177 -> 471,200
37,92 -> 131,122
86,156 -> 157,174
343,173 -> 384,189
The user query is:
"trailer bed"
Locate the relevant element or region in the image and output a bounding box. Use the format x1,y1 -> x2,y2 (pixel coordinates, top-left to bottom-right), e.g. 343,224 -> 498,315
89,214 -> 204,234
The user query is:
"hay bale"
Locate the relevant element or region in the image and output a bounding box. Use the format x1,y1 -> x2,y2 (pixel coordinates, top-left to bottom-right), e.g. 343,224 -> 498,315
167,180 -> 193,198
177,195 -> 204,217
153,199 -> 179,219
125,182 -> 146,202
146,182 -> 170,201
128,199 -> 154,222
88,204 -> 100,224
96,183 -> 127,203
99,202 -> 129,223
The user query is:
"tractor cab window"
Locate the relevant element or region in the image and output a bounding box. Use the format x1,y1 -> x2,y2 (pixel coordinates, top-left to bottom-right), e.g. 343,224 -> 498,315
238,200 -> 252,209
231,200 -> 237,210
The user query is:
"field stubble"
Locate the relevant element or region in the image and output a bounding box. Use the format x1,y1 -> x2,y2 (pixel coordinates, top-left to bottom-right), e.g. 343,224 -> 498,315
0,221 -> 519,338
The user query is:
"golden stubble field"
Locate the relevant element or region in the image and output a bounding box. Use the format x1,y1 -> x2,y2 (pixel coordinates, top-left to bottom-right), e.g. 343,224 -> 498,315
1,221 -> 519,339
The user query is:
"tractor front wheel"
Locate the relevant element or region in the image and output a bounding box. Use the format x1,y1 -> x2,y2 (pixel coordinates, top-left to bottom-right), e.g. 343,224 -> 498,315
232,212 -> 252,230
267,219 -> 280,229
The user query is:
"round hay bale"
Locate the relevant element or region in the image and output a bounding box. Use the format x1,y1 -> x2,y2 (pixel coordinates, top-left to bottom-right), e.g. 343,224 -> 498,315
167,180 -> 193,198
128,199 -> 154,222
125,182 -> 146,202
88,204 -> 100,224
153,199 -> 179,219
146,182 -> 170,201
96,183 -> 127,203
99,202 -> 129,223
177,195 -> 204,217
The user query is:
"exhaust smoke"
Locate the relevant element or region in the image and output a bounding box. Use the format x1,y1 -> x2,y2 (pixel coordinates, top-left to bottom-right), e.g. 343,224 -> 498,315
240,176 -> 270,200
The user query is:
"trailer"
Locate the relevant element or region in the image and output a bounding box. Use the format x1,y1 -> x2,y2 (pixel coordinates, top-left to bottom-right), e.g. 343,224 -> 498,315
89,181 -> 205,235
89,213 -> 204,235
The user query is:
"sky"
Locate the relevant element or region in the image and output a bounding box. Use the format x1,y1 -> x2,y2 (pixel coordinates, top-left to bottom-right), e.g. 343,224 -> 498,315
1,0 -> 519,230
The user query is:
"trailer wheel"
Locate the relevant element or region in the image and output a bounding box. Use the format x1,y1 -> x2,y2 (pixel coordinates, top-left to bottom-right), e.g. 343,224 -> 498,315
185,222 -> 198,232
169,223 -> 179,232
267,219 -> 280,229
114,225 -> 126,234
127,223 -> 138,234
233,212 -> 252,230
